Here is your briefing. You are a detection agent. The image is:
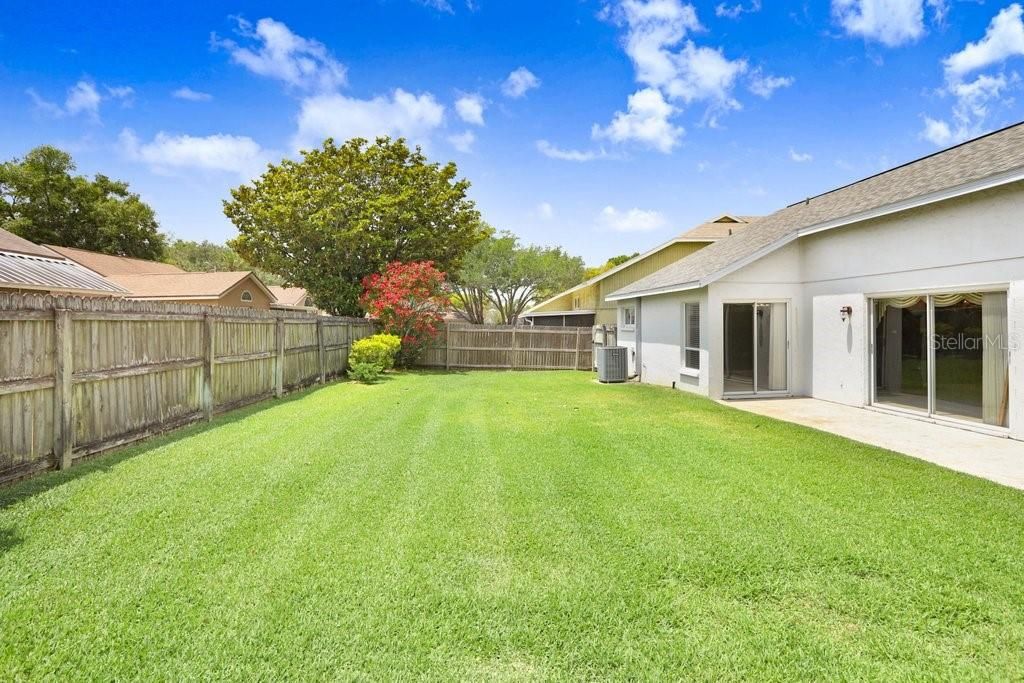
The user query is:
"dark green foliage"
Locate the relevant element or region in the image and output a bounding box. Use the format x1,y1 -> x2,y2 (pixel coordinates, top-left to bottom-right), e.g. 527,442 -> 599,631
0,145 -> 166,259
224,137 -> 488,316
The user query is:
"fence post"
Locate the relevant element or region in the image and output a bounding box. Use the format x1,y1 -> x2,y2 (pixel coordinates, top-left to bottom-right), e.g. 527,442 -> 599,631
574,327 -> 583,371
511,325 -> 517,370
202,313 -> 215,421
275,317 -> 285,398
445,323 -> 451,370
53,308 -> 74,470
317,318 -> 326,384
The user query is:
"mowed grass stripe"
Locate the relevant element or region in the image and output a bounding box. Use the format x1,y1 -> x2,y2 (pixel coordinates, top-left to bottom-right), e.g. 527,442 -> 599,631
0,371 -> 1023,680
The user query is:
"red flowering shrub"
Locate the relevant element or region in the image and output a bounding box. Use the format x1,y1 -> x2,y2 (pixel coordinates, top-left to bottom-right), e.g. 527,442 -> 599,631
360,261 -> 449,366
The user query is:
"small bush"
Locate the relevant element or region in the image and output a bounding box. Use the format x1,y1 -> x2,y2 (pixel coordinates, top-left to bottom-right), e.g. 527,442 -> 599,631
348,362 -> 382,384
350,334 -> 401,371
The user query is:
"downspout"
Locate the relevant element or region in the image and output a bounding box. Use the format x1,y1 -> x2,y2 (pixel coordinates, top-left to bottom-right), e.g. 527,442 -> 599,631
632,297 -> 642,381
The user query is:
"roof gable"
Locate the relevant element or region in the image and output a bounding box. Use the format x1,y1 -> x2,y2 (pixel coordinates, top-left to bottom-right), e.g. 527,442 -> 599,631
108,271 -> 274,300
525,214 -> 763,313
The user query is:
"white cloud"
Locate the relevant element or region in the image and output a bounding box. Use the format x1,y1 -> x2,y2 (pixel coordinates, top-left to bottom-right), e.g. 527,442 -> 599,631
789,148 -> 813,162
535,140 -> 608,162
831,0 -> 946,47
943,4 -> 1024,81
921,5 -> 1024,147
26,89 -> 65,118
920,116 -> 953,145
455,93 -> 485,125
118,128 -> 272,177
416,0 -> 454,11
599,205 -> 668,232
606,0 -> 750,128
592,87 -> 683,153
537,202 -> 554,219
748,68 -> 794,98
448,130 -> 476,153
502,67 -> 540,98
173,86 -> 213,102
27,79 -> 127,121
214,17 -> 347,91
293,89 -> 445,151
617,0 -> 702,87
65,81 -> 102,120
413,0 -> 477,11
715,0 -> 761,19
105,86 -> 135,106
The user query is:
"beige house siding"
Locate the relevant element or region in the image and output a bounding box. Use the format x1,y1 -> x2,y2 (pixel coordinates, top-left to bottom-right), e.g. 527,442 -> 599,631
530,241 -> 710,325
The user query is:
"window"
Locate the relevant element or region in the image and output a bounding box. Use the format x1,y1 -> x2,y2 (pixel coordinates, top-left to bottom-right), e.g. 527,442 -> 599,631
873,291 -> 1008,427
683,302 -> 700,371
621,305 -> 636,329
240,290 -> 254,303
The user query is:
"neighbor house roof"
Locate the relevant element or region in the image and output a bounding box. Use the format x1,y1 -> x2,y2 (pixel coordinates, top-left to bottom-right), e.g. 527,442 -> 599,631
609,122 -> 1024,300
524,214 -> 762,315
0,229 -> 62,258
106,271 -> 275,301
268,286 -> 311,308
46,244 -> 185,276
0,228 -> 127,295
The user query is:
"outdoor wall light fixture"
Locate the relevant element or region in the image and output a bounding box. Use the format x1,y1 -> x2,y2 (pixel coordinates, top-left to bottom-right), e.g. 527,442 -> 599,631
840,306 -> 853,321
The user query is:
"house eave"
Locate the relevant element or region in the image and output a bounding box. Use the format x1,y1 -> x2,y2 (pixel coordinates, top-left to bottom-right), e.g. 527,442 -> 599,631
605,165 -> 1024,302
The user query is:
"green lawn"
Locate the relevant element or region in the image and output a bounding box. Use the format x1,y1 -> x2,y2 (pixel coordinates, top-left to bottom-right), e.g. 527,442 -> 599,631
2,371 -> 1024,680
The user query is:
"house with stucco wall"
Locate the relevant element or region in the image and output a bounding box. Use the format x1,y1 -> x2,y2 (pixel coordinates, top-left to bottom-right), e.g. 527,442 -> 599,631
606,122 -> 1024,440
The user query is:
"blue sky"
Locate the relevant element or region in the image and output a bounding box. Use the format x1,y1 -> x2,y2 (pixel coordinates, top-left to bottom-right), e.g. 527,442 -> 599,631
2,0 -> 1023,263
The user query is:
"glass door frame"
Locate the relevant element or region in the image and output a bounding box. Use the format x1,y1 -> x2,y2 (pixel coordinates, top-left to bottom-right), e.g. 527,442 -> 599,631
868,285 -> 1010,431
722,298 -> 792,398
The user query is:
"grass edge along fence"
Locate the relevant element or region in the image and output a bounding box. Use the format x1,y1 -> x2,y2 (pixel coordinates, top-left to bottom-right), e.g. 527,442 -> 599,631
0,292 -> 375,485
417,323 -> 595,371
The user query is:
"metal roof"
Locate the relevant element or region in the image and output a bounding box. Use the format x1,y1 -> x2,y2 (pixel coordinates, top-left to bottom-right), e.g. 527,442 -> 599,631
0,250 -> 128,295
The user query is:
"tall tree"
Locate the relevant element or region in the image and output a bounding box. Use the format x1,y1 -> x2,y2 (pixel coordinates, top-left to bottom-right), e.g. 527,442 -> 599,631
164,239 -> 285,286
451,232 -> 585,325
224,137 -> 487,316
0,145 -> 166,259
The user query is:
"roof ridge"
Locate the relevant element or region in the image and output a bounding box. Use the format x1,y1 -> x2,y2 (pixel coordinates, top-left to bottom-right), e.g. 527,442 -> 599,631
790,119 -> 1024,207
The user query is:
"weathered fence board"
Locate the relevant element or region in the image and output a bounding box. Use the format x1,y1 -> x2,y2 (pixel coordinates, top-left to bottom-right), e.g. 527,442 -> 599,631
418,323 -> 593,371
0,292 -> 375,484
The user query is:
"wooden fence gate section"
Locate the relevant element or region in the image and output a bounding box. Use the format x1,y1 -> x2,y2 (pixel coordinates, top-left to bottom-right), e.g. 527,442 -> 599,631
417,324 -> 594,371
0,293 -> 374,484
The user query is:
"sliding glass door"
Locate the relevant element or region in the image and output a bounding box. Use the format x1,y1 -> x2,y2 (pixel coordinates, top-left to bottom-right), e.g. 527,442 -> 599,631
872,291 -> 1009,427
724,302 -> 788,395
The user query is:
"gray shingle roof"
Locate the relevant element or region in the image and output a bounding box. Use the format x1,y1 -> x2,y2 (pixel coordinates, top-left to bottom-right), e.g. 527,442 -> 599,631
609,122 -> 1024,299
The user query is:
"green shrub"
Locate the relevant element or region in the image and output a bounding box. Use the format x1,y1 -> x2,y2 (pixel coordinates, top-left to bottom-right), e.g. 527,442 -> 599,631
350,334 -> 401,371
348,362 -> 382,384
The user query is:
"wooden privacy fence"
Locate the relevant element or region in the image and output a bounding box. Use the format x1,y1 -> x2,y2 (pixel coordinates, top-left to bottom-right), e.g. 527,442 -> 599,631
417,323 -> 594,370
0,293 -> 375,484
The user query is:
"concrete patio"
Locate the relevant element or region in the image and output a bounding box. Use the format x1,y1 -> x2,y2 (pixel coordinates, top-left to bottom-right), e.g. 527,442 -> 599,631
724,398 -> 1024,490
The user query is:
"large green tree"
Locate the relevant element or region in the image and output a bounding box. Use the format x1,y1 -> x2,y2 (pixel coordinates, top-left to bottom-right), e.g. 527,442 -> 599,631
224,137 -> 487,316
451,232 -> 585,325
164,239 -> 285,286
0,145 -> 166,259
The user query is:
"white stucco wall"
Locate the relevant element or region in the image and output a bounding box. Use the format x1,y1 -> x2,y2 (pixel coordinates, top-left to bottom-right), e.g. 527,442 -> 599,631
616,293 -> 707,393
625,181 -> 1024,437
810,294 -> 868,406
